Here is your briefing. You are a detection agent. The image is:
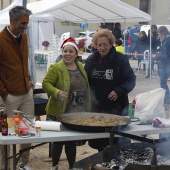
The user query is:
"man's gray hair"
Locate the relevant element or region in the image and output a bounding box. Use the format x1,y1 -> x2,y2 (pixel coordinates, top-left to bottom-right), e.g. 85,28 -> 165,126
9,6 -> 32,20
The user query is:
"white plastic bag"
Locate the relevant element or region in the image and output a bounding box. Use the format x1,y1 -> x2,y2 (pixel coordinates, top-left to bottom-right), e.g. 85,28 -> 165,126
134,88 -> 166,124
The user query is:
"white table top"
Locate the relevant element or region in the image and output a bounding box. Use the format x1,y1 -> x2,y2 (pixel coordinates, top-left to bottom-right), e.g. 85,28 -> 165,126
0,126 -> 109,145
0,123 -> 170,145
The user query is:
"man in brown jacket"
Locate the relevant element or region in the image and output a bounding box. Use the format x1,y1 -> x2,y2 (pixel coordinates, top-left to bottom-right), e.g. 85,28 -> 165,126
0,6 -> 34,170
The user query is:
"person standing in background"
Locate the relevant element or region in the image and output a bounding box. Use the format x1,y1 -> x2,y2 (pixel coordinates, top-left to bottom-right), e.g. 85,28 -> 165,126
148,25 -> 160,55
42,37 -> 91,170
134,31 -> 149,70
146,25 -> 161,78
152,26 -> 170,105
0,6 -> 34,170
113,22 -> 122,40
114,39 -> 125,54
96,24 -> 108,32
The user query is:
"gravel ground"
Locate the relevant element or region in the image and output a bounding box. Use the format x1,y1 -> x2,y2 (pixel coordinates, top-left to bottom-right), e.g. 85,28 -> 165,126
12,140 -> 97,170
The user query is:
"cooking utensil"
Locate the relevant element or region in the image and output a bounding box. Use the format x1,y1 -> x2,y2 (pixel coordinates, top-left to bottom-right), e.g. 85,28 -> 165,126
57,112 -> 131,132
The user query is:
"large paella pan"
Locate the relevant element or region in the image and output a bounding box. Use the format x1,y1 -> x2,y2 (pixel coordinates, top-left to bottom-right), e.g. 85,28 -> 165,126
57,112 -> 131,132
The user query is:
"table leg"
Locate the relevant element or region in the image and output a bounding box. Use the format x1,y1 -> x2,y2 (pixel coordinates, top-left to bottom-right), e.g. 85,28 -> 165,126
109,133 -> 115,147
49,142 -> 51,158
13,144 -> 16,170
4,145 -> 8,170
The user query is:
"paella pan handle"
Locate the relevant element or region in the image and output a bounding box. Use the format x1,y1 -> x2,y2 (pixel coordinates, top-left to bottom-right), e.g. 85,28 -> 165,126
125,116 -> 140,122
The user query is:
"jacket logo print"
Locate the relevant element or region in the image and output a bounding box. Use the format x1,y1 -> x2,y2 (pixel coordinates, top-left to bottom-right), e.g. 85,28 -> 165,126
103,69 -> 113,80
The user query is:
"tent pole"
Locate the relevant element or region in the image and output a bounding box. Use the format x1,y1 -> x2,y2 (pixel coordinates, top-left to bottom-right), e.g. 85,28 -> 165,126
70,22 -> 71,36
149,0 -> 152,79
24,0 -> 37,83
23,0 -> 27,8
149,21 -> 152,79
53,21 -> 55,34
123,19 -> 125,49
38,21 -> 39,49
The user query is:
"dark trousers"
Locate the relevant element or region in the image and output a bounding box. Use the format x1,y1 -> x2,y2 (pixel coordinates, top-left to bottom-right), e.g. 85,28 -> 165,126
47,115 -> 76,169
51,141 -> 76,169
160,67 -> 170,104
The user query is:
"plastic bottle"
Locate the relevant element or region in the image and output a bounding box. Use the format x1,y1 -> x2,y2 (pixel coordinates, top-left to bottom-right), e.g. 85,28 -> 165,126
19,121 -> 25,135
2,113 -> 8,136
14,118 -> 20,134
35,126 -> 41,137
12,110 -> 29,134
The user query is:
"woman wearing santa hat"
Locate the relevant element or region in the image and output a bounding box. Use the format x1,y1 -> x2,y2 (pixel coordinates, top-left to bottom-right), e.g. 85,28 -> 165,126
42,37 -> 91,170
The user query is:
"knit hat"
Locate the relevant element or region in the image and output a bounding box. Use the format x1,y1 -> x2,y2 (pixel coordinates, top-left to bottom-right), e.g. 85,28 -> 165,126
60,37 -> 79,52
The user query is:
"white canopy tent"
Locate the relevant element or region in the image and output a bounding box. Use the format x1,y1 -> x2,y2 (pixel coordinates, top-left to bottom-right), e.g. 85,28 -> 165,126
26,15 -> 55,84
29,14 -> 55,50
27,0 -> 151,23
27,0 -> 152,55
0,0 -> 151,27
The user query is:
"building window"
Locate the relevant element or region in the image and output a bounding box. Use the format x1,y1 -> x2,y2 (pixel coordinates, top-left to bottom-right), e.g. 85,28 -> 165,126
1,0 -> 13,10
139,0 -> 149,13
139,0 -> 151,25
1,0 -> 4,10
168,2 -> 170,21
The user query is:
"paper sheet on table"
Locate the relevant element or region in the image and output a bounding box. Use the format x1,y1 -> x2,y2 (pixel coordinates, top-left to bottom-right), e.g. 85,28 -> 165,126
35,121 -> 62,131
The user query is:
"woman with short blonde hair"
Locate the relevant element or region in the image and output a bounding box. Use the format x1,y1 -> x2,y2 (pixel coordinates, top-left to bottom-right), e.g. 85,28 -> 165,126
85,29 -> 136,152
93,29 -> 115,47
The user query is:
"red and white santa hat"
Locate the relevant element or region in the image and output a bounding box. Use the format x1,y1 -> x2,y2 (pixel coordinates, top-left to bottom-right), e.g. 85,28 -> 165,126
60,37 -> 79,52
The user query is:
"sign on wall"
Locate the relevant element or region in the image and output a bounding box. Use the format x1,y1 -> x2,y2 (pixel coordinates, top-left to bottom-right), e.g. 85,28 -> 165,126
80,23 -> 88,28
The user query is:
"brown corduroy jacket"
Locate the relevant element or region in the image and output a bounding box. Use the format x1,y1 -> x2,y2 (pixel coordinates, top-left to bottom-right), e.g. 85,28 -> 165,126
0,27 -> 31,97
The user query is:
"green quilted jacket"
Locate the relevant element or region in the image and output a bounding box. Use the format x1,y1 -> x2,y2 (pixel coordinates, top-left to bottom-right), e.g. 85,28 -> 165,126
42,59 -> 91,116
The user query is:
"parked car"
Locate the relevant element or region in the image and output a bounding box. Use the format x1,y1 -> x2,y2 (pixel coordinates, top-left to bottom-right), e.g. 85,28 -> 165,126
75,30 -> 96,50
122,27 -> 140,59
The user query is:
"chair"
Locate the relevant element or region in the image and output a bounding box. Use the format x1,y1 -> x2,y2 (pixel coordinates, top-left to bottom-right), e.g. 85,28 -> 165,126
35,54 -> 47,66
152,60 -> 159,78
46,51 -> 58,72
60,32 -> 70,44
137,50 -> 150,76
